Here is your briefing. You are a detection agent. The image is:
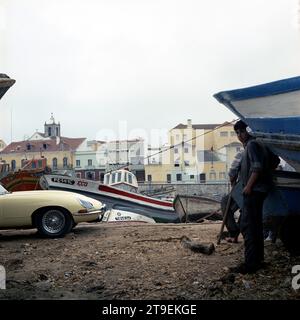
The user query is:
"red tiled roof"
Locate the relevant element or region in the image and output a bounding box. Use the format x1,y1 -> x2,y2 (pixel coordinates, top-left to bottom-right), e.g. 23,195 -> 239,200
0,137 -> 86,154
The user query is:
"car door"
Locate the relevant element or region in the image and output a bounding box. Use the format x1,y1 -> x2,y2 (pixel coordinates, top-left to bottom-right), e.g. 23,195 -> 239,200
1,193 -> 32,228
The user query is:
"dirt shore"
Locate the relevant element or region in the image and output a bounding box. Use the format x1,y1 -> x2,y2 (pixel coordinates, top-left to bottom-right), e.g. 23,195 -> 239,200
0,222 -> 300,300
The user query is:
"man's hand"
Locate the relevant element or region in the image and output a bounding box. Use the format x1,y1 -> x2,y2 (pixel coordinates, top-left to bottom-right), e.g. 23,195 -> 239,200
243,171 -> 260,195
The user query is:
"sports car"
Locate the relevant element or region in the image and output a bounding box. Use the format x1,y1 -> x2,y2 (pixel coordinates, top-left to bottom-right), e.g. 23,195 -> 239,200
0,184 -> 105,238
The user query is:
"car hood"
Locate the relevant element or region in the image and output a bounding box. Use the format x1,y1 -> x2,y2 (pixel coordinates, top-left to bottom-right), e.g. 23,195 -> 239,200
3,190 -> 103,207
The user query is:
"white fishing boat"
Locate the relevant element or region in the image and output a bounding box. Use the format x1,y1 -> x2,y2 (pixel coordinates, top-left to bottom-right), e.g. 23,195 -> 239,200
102,208 -> 156,223
40,169 -> 180,223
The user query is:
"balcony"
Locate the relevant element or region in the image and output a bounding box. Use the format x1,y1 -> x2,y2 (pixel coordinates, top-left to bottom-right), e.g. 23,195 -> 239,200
84,165 -> 96,169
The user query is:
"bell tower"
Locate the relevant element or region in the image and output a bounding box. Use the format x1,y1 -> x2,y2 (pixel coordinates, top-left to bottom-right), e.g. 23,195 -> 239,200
44,113 -> 61,137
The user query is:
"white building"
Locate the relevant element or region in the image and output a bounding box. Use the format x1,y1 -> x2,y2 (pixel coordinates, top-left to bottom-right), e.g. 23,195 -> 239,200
74,138 -> 145,181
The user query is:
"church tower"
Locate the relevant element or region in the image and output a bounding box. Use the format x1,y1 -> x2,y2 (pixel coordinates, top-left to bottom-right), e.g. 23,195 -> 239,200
44,113 -> 61,138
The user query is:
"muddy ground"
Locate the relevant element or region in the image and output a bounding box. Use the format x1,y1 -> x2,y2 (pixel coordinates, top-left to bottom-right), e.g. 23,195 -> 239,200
0,221 -> 300,300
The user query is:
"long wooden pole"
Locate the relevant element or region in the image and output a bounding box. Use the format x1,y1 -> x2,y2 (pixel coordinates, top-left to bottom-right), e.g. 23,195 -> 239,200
217,184 -> 235,245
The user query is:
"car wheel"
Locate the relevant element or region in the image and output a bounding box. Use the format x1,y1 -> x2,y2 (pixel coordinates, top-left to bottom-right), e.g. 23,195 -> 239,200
36,209 -> 73,238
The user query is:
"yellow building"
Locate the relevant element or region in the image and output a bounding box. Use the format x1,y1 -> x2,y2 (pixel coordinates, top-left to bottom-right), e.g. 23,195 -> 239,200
0,115 -> 85,171
145,119 -> 242,183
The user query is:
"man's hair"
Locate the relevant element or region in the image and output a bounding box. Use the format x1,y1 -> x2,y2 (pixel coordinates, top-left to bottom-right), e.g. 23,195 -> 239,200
234,120 -> 248,132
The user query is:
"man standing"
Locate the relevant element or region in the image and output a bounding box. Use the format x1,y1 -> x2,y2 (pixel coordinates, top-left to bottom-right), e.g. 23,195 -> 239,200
231,120 -> 279,274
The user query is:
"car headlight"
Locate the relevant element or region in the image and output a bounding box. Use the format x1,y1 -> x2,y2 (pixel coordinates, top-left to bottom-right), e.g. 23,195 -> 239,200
77,198 -> 94,210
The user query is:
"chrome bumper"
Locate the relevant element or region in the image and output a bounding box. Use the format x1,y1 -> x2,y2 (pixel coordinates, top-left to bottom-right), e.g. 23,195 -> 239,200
72,209 -> 104,217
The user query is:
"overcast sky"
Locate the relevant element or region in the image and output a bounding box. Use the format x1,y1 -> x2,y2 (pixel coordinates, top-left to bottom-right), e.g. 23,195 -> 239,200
0,0 -> 300,146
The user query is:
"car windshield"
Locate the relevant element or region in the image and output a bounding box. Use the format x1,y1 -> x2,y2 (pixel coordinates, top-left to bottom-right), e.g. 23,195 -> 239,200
0,184 -> 9,195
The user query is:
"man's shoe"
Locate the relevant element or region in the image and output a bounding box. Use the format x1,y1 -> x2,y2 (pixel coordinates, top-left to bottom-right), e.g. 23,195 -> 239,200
229,263 -> 260,274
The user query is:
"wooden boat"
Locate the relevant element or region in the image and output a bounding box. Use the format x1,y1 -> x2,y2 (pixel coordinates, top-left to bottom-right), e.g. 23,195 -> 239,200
0,159 -> 49,192
102,208 -> 156,223
214,77 -> 300,253
214,76 -> 300,171
173,194 -> 222,223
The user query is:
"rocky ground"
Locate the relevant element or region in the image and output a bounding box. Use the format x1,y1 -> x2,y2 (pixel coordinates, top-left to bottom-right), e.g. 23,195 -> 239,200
0,221 -> 300,300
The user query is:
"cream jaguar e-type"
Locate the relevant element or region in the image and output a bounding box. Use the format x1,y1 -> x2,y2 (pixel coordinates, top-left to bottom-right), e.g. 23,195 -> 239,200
0,184 -> 105,238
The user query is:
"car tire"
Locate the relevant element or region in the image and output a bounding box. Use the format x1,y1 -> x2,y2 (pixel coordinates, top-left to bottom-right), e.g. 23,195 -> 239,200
36,208 -> 73,238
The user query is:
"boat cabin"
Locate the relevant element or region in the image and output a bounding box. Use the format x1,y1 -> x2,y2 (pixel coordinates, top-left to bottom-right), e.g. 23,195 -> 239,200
103,169 -> 138,192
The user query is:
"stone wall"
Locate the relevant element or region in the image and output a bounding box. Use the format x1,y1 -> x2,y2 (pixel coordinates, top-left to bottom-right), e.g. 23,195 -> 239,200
139,182 -> 230,200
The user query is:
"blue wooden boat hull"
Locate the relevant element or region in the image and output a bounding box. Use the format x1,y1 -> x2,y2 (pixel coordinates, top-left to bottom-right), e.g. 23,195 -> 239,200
0,74 -> 16,101
214,76 -> 300,216
214,76 -> 300,171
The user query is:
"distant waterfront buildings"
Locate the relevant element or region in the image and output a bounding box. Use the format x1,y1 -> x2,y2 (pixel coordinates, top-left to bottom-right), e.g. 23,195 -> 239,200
0,116 -> 241,184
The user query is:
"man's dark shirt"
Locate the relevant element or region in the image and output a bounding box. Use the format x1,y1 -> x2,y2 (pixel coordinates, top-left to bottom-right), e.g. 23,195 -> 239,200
240,137 -> 276,193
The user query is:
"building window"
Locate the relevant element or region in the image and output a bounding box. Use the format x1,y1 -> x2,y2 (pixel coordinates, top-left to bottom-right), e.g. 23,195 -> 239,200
174,148 -> 178,154
167,174 -> 171,183
52,158 -> 58,169
220,131 -> 228,137
184,161 -> 190,166
117,171 -> 122,182
174,163 -> 180,167
76,160 -> 81,167
176,173 -> 182,181
199,173 -> 206,183
147,174 -> 152,182
48,127 -> 52,136
236,147 -> 241,152
209,171 -> 216,180
76,172 -> 82,178
56,127 -> 59,136
11,160 -> 16,171
26,143 -> 31,151
219,172 -> 226,180
38,160 -> 44,168
88,159 -> 93,166
190,175 -> 195,179
63,157 -> 68,168
184,147 -> 189,153
112,172 -> 116,183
